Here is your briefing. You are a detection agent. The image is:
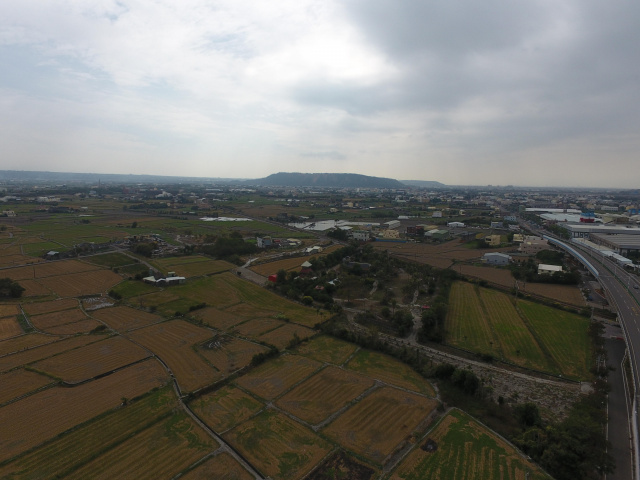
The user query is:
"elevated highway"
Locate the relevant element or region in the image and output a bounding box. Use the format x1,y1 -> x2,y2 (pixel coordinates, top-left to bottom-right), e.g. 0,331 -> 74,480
549,236 -> 640,479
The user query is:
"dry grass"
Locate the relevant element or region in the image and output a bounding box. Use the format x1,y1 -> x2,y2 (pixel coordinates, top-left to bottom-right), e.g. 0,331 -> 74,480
294,335 -> 359,365
0,333 -> 60,357
191,307 -> 245,330
37,270 -> 122,297
257,323 -> 315,350
30,308 -> 88,330
45,318 -> 103,335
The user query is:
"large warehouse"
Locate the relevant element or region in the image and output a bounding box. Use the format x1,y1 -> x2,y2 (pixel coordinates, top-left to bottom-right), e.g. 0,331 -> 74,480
588,233 -> 640,256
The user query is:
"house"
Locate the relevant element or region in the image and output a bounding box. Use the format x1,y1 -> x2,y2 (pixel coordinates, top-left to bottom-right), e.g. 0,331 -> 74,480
425,229 -> 449,240
352,230 -> 370,241
513,234 -> 525,243
490,221 -> 504,229
257,236 -> 273,248
384,220 -> 401,230
304,246 -> 323,255
300,261 -> 313,275
447,222 -> 465,228
483,252 -> 511,265
382,229 -> 400,239
504,215 -> 517,222
519,236 -> 549,255
538,264 -> 563,275
432,211 -> 443,218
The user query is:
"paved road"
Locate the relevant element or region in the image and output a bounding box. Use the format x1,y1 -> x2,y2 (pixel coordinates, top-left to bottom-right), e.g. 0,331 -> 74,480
606,329 -> 633,480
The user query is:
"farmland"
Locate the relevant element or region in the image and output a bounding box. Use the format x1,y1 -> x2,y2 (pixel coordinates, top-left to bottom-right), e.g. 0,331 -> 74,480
190,385 -> 265,433
0,316 -> 22,340
128,320 -> 221,393
225,409 -> 332,480
0,386 -> 178,479
0,359 -> 169,462
389,408 -> 551,480
65,412 -> 217,480
322,386 -> 438,464
31,335 -> 150,383
180,452 -> 255,480
151,255 -> 234,277
196,335 -> 269,376
446,281 -> 591,379
346,349 -> 436,397
0,368 -> 54,405
294,335 -> 359,365
92,305 -> 163,331
235,354 -> 322,400
276,365 -> 375,425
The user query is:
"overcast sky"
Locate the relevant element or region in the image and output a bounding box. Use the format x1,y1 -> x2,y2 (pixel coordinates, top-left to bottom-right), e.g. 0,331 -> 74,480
1,1 -> 639,187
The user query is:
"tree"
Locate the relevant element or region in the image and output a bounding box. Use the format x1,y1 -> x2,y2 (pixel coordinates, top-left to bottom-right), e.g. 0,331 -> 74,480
0,278 -> 25,298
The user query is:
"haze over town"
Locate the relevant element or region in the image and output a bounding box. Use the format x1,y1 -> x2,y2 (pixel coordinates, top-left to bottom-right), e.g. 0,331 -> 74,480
1,1 -> 639,188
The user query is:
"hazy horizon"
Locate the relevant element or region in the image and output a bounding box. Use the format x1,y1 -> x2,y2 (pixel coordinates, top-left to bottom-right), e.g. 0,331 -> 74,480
2,1 -> 639,188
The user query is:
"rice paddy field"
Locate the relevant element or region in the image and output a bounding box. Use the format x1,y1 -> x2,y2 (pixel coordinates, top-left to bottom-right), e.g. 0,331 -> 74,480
388,408 -> 552,480
446,281 -> 591,379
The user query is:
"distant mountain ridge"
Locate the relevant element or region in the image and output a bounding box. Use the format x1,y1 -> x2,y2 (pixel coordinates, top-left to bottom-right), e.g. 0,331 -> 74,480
400,180 -> 446,188
253,172 -> 405,188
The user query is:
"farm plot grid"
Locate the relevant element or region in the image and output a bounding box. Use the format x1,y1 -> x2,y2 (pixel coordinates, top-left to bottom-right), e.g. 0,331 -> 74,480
224,409 -> 332,480
389,408 -> 552,480
0,368 -> 54,405
0,359 -> 169,462
190,385 -> 265,433
235,354 -> 322,400
322,386 -> 438,465
346,349 -> 436,397
445,282 -> 591,379
31,335 -> 150,383
0,385 -> 178,479
128,319 -> 222,393
64,412 -> 217,480
294,335 -> 359,365
276,365 -> 375,425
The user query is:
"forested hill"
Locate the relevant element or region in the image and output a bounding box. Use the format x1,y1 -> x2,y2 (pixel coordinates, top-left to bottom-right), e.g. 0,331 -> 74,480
253,172 -> 405,189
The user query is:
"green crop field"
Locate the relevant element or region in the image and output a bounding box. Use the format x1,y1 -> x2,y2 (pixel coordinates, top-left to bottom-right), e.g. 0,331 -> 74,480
446,282 -> 591,379
518,300 -> 591,379
84,252 -> 139,268
389,408 -> 551,480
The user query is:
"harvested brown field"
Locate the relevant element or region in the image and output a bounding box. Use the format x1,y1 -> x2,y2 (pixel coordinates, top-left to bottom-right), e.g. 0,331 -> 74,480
197,335 -> 269,377
38,269 -> 122,297
276,366 -> 375,425
191,307 -> 244,330
129,320 -> 221,393
34,260 -> 100,277
190,385 -> 264,433
0,359 -> 169,462
307,450 -> 376,480
223,302 -> 275,319
30,308 -> 88,330
181,452 -> 254,480
323,387 -> 438,464
458,264 -> 513,286
22,298 -> 78,316
0,335 -> 100,372
524,283 -> 585,306
458,265 -> 585,305
45,318 -> 103,335
0,304 -> 20,317
233,317 -> 283,337
373,240 -> 513,269
92,305 -> 163,331
64,412 -> 217,480
17,279 -> 52,297
0,254 -> 43,268
0,369 -> 54,405
225,409 -> 331,480
236,354 -> 322,400
0,333 -> 60,356
295,335 -> 359,365
258,323 -> 315,350
0,317 -> 22,340
32,336 -> 150,383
